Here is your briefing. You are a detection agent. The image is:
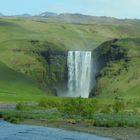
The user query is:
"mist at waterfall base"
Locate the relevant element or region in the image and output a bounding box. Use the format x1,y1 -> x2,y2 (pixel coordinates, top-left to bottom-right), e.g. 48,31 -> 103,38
57,51 -> 97,98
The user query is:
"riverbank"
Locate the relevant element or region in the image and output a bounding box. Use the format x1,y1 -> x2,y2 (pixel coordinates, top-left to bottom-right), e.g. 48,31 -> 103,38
0,98 -> 140,140
22,119 -> 140,140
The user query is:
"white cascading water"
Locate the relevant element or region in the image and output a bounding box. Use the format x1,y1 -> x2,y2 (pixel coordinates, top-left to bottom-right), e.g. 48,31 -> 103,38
67,51 -> 92,98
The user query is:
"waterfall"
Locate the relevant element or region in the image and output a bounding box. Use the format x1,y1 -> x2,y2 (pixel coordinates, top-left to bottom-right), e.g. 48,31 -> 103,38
67,51 -> 92,98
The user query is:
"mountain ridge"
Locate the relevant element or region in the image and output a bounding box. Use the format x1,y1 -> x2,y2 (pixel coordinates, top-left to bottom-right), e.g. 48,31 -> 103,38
0,11 -> 140,20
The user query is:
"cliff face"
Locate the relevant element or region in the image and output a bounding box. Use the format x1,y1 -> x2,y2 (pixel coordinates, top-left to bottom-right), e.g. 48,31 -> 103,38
41,49 -> 68,91
40,39 -> 133,97
3,40 -> 69,96
90,38 -> 140,99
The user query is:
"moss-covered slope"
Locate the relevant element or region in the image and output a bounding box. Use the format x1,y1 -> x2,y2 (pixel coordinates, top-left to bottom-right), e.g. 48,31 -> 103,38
91,38 -> 140,99
0,62 -> 48,101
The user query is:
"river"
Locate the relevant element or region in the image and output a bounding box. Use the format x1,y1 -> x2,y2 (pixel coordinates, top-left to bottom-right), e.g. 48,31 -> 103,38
0,120 -> 114,140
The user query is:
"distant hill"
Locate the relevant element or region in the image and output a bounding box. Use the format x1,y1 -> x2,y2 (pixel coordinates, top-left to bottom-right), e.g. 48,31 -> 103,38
14,13 -> 31,17
38,12 -> 58,17
1,12 -> 140,24
45,13 -> 140,25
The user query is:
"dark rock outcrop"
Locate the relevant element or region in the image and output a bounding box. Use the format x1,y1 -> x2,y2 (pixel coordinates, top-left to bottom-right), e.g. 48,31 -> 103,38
40,49 -> 68,94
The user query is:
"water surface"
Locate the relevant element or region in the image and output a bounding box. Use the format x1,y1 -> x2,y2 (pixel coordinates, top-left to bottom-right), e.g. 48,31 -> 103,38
0,120 -> 114,140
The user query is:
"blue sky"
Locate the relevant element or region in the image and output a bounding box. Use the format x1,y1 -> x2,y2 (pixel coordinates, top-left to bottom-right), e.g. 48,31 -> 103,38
0,0 -> 139,19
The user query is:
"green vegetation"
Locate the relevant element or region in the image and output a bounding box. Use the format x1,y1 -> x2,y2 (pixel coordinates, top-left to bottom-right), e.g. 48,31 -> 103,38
0,16 -> 140,101
0,97 -> 140,128
92,38 -> 140,100
0,62 -> 48,101
0,15 -> 140,133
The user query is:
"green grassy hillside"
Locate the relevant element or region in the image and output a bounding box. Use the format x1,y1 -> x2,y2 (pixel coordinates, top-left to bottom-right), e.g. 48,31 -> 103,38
1,17 -> 140,50
0,62 -> 48,101
93,38 -> 140,100
0,16 -> 140,101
